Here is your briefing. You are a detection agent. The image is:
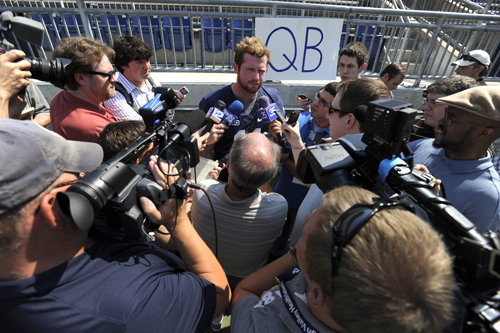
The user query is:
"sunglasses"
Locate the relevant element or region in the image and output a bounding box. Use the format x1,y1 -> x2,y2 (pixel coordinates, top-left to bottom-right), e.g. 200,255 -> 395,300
460,54 -> 486,67
443,109 -> 489,127
328,106 -> 350,115
89,67 -> 118,81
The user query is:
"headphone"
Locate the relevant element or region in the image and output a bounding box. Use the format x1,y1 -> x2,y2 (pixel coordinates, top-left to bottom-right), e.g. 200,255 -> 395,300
331,197 -> 415,277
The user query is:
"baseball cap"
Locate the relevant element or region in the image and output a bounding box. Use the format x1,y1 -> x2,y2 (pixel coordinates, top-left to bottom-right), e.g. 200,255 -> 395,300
0,119 -> 103,217
451,50 -> 491,67
436,86 -> 500,122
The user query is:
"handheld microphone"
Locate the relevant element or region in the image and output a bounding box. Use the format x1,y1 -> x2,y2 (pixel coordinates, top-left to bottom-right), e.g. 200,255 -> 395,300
258,95 -> 286,123
257,95 -> 290,154
201,100 -> 226,135
223,100 -> 244,126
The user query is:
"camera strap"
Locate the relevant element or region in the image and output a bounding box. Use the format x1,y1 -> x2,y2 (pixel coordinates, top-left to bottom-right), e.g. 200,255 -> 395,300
276,268 -> 321,333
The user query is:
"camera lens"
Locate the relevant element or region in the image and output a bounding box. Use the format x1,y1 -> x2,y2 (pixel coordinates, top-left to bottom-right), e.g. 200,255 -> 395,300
26,57 -> 70,89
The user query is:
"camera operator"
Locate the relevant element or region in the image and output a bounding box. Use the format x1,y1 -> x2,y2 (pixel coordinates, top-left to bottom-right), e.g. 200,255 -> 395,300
409,86 -> 500,233
231,186 -> 456,333
0,119 -> 230,332
286,78 -> 391,245
0,49 -> 31,118
50,37 -> 118,143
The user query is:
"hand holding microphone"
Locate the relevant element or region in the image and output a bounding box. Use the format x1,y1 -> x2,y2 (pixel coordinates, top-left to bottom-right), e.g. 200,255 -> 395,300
202,100 -> 244,145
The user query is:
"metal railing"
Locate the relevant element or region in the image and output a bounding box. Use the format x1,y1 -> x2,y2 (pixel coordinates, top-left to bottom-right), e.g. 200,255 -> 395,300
2,0 -> 500,85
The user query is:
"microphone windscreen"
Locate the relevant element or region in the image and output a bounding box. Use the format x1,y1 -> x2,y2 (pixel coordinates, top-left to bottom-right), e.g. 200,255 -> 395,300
172,109 -> 207,135
227,100 -> 244,116
258,95 -> 270,109
214,100 -> 226,111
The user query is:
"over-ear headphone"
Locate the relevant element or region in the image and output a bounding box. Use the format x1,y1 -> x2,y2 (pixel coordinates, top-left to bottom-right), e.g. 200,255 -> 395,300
331,197 -> 415,277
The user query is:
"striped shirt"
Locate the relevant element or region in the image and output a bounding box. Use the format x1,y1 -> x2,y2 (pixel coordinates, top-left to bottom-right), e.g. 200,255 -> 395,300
104,72 -> 164,121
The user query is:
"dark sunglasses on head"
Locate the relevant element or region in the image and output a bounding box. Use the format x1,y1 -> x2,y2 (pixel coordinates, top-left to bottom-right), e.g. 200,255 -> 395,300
460,54 -> 486,67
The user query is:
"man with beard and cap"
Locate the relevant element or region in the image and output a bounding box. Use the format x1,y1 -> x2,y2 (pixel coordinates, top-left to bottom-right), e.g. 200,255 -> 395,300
50,37 -> 118,143
409,86 -> 500,233
198,36 -> 284,181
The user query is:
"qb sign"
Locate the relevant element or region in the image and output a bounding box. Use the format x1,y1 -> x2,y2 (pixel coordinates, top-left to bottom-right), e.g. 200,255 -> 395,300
256,18 -> 343,80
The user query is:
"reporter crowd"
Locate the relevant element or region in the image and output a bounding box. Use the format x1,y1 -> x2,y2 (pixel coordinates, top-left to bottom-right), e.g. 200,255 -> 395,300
0,33 -> 498,333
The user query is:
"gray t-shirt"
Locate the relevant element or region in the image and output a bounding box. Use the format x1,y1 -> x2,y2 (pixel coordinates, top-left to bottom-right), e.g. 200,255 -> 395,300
231,271 -> 340,333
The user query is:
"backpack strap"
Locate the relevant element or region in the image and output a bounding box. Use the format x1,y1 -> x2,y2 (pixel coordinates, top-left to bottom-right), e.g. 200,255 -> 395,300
114,81 -> 137,112
147,76 -> 158,89
114,77 -> 158,113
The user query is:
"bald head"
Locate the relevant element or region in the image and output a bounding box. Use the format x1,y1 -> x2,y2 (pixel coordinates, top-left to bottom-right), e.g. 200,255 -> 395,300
229,132 -> 280,192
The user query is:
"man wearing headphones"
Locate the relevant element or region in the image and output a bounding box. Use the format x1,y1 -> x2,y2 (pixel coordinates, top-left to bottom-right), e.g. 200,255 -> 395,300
231,186 -> 456,333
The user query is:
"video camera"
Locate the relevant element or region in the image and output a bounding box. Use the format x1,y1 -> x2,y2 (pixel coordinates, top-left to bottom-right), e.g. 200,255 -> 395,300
0,11 -> 70,89
56,89 -> 199,241
296,98 -> 500,332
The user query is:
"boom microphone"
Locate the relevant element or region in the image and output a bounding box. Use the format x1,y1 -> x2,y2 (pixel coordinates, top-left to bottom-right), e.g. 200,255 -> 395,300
201,100 -> 226,135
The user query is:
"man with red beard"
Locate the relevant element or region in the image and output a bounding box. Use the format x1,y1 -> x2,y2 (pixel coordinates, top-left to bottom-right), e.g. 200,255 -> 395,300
199,36 -> 284,180
409,86 -> 500,233
50,37 -> 118,143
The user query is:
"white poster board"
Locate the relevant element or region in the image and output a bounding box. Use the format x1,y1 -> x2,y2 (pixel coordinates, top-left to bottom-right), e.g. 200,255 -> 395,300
255,18 -> 343,80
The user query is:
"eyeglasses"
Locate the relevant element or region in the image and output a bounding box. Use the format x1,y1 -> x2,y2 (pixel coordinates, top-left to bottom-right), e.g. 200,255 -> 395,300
443,109 -> 489,127
421,96 -> 440,108
54,172 -> 84,189
460,54 -> 486,67
54,179 -> 79,189
88,67 -> 118,81
315,91 -> 330,108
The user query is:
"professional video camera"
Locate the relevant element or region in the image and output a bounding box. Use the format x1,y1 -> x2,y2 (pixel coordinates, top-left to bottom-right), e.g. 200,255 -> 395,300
56,89 -> 201,241
0,11 -> 70,88
297,98 -> 500,332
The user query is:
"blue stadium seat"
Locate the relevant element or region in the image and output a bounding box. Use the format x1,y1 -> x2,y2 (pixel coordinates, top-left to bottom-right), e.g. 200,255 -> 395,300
201,17 -> 229,53
162,16 -> 192,52
229,18 -> 253,50
99,14 -> 128,46
356,25 -> 387,59
58,14 -> 94,39
29,13 -> 60,51
131,15 -> 162,51
339,24 -> 354,54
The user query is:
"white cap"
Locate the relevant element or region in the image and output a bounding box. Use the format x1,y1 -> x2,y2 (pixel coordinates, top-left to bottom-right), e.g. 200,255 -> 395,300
451,50 -> 491,67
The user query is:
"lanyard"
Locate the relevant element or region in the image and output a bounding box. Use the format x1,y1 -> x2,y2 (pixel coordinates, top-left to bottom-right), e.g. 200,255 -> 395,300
276,270 -> 320,333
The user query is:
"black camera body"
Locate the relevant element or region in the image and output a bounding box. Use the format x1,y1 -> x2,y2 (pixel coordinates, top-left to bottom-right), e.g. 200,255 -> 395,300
296,99 -> 500,331
56,94 -> 199,241
0,11 -> 70,89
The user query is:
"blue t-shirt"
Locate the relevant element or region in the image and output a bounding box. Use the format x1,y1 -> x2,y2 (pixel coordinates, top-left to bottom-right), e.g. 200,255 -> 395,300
199,84 -> 284,162
275,112 -> 330,209
0,233 -> 216,333
410,138 -> 500,233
